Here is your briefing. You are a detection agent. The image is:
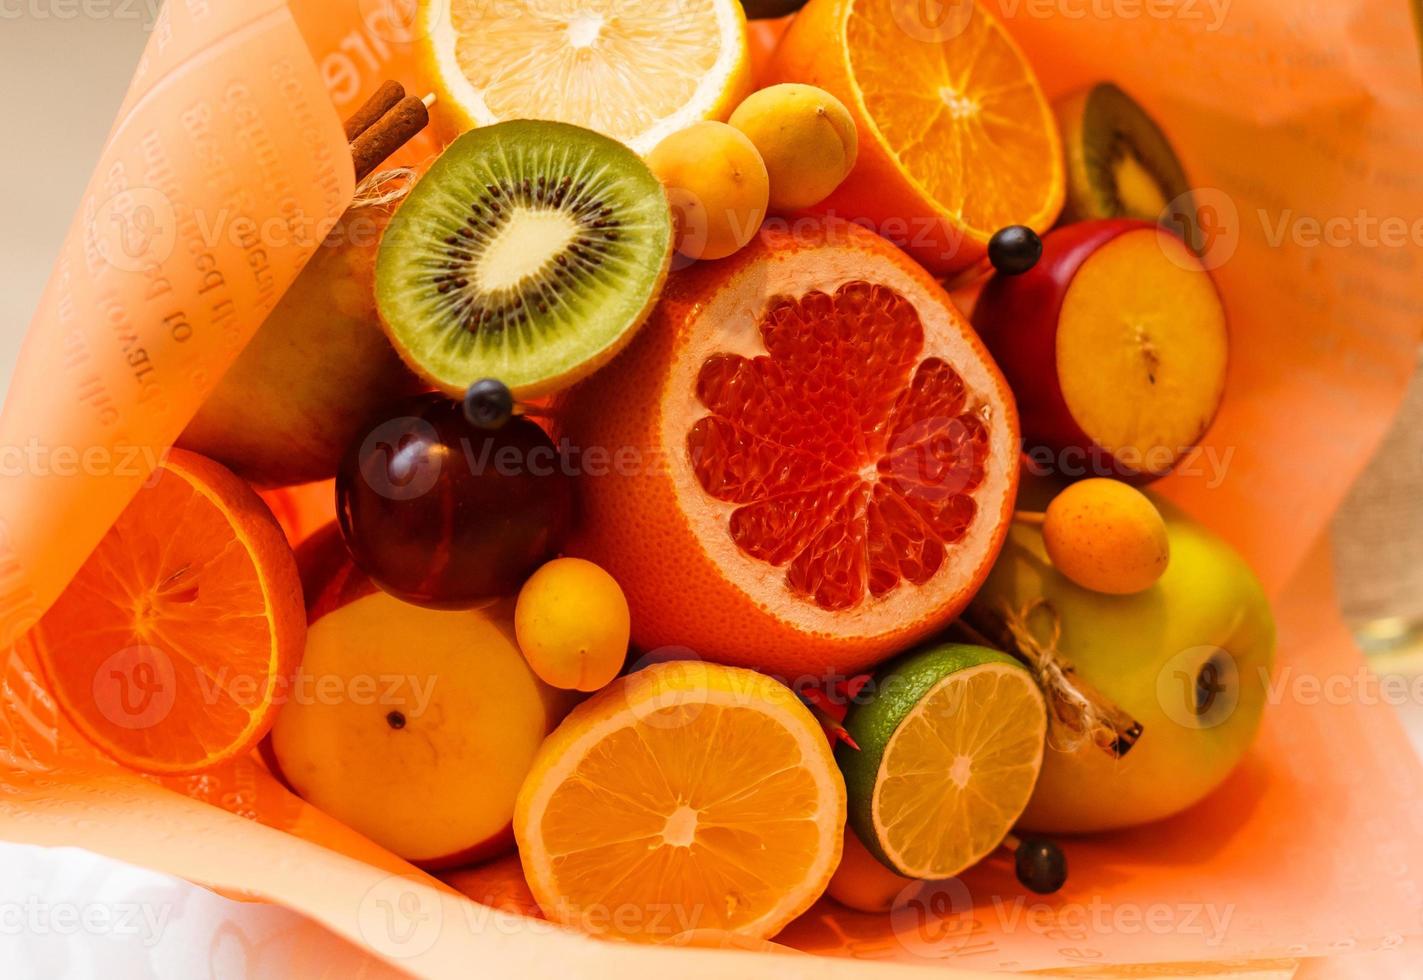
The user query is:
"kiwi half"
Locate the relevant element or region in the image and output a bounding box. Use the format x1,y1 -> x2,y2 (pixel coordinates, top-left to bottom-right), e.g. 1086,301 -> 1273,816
376,120 -> 673,398
1054,84 -> 1198,251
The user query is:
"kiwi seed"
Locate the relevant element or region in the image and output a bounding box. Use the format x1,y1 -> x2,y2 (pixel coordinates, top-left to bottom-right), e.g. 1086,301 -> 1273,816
376,120 -> 673,398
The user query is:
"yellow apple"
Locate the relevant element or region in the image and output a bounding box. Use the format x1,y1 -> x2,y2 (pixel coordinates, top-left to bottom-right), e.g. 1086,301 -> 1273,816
269,525 -> 571,868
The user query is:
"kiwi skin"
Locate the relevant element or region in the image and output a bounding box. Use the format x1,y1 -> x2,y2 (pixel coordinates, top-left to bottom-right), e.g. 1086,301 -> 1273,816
1054,84 -> 1199,251
376,121 -> 674,400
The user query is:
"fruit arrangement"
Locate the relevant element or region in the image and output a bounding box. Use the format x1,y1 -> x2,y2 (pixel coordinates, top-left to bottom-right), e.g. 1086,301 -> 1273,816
30,0 -> 1278,951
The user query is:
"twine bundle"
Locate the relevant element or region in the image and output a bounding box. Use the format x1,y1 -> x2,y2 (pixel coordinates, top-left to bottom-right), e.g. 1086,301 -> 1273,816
961,599 -> 1143,758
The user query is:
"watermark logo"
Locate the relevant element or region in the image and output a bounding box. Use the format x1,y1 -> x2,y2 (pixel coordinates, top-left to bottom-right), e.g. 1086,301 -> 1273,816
890,878 -> 975,959
358,416 -> 444,501
1156,645 -> 1240,729
891,0 -> 976,43
359,0 -> 421,45
358,875 -> 443,960
93,645 -> 175,730
1158,187 -> 1239,271
91,187 -> 177,273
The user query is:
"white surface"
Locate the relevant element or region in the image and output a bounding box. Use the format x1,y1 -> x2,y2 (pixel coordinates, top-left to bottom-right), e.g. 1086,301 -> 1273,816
0,841 -> 401,978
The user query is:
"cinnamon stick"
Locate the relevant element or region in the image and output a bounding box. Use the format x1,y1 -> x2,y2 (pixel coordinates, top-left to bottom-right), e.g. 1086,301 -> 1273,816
343,80 -> 406,142
351,95 -> 430,182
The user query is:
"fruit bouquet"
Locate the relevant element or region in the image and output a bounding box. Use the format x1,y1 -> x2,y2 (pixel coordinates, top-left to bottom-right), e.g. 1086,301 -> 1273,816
2,0 -> 1422,975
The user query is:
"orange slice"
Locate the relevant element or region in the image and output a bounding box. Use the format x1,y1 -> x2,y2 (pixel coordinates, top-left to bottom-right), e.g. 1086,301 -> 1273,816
417,0 -> 753,153
30,449 -> 305,774
514,661 -> 845,942
768,0 -> 1063,274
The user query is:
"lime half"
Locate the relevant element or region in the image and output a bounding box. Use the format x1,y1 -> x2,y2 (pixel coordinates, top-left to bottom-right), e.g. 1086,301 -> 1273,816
838,644 -> 1047,879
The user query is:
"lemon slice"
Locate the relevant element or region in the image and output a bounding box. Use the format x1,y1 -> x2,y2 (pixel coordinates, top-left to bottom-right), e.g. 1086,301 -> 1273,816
418,0 -> 753,153
514,661 -> 845,942
839,644 -> 1047,879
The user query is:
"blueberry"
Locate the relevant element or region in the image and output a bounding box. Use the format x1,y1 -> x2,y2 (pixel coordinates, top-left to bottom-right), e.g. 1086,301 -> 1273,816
1014,837 -> 1067,894
463,378 -> 515,430
988,225 -> 1043,276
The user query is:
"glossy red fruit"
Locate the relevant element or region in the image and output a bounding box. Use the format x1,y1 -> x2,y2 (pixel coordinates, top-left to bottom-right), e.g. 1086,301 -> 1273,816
972,219 -> 1227,483
337,394 -> 573,607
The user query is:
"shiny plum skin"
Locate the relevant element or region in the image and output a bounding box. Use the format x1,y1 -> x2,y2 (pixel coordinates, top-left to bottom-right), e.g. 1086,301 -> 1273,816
336,394 -> 574,608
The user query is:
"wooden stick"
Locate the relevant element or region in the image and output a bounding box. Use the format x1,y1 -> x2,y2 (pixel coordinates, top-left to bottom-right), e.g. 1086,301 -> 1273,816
343,80 -> 405,141
351,95 -> 430,182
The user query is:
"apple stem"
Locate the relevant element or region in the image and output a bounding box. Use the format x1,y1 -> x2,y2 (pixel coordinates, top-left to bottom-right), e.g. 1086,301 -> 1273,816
1014,510 -> 1047,526
959,601 -> 1144,759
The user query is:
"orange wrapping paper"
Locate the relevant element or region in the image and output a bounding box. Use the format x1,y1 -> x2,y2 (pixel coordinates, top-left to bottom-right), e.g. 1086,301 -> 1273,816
2,0 -> 1422,976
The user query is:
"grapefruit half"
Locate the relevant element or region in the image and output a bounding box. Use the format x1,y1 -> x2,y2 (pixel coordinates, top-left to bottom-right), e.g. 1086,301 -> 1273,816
563,219 -> 1019,678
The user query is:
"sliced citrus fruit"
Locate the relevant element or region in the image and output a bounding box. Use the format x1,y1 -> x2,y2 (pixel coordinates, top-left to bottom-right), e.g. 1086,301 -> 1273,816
563,218 -> 1019,677
514,661 -> 845,942
838,643 -> 1046,879
767,0 -> 1063,274
417,0 -> 753,154
29,449 -> 305,774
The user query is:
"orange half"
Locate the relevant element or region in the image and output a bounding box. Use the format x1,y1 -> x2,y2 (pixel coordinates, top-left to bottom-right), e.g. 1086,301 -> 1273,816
31,449 -> 305,774
769,0 -> 1063,273
514,661 -> 845,942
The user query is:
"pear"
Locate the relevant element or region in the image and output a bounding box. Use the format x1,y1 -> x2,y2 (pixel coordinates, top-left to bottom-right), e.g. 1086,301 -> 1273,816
179,198 -> 420,488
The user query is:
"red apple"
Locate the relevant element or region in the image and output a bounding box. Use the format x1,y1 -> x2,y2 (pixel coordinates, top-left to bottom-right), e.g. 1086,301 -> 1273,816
267,524 -> 571,870
972,219 -> 1227,482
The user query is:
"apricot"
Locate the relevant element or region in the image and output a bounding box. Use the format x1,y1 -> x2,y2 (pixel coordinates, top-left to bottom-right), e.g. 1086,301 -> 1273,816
647,121 -> 769,261
729,84 -> 858,211
515,558 -> 630,692
1041,479 -> 1170,594
825,825 -> 917,913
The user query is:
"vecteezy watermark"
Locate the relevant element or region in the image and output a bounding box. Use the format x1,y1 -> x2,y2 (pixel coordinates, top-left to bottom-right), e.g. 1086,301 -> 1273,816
890,878 -> 1236,960
1263,664 -> 1423,710
358,875 -> 444,960
88,186 -> 344,277
993,0 -> 1232,30
0,0 -> 164,31
1258,209 -> 1423,251
886,0 -> 1232,43
0,897 -> 173,947
0,441 -> 167,481
1022,442 -> 1235,489
93,645 -> 177,731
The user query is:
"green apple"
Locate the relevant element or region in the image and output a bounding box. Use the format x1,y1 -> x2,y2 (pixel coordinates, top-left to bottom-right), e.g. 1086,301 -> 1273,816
971,480 -> 1275,833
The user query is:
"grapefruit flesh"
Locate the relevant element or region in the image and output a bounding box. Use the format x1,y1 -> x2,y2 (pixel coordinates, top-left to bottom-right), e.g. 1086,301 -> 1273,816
690,283 -> 991,610
565,220 -> 1019,677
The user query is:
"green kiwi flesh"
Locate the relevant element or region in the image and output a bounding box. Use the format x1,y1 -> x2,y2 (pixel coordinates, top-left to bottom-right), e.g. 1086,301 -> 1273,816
1056,83 -> 1198,250
376,120 -> 673,398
